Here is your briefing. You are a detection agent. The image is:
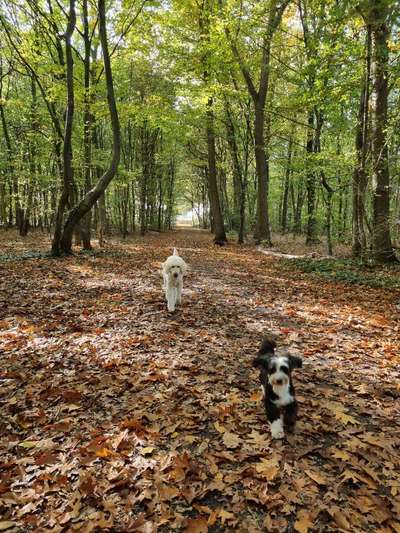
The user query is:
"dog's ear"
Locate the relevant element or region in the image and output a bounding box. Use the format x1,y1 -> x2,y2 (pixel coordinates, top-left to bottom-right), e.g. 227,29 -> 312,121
252,354 -> 269,368
288,355 -> 303,370
258,335 -> 277,356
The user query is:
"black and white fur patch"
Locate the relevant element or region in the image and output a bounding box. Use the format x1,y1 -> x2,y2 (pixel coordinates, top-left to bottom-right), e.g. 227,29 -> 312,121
253,336 -> 302,439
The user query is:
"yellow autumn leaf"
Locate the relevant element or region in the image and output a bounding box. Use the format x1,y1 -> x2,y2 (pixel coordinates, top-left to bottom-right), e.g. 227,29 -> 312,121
214,421 -> 226,434
0,523 -> 16,532
250,390 -> 263,402
294,510 -> 314,533
141,446 -> 154,455
218,509 -> 234,524
19,441 -> 37,448
222,432 -> 240,449
329,448 -> 352,461
325,402 -> 360,425
95,447 -> 114,458
328,507 -> 351,530
305,469 -> 327,485
255,458 -> 280,480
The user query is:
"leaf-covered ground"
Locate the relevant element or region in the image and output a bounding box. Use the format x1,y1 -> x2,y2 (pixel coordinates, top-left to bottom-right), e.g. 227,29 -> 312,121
1,229 -> 399,532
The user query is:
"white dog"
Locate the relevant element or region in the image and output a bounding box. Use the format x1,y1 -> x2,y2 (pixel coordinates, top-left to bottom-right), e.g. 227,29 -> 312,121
162,248 -> 187,312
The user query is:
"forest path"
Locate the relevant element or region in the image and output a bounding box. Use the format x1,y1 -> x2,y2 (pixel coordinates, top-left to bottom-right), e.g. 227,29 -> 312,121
1,229 -> 399,532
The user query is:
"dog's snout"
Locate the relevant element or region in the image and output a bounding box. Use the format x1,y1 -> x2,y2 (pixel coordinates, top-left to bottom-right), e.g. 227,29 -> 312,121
173,272 -> 178,278
276,379 -> 283,385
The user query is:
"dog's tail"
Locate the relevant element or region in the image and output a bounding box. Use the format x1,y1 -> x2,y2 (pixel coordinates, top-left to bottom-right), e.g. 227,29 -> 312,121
252,335 -> 277,368
173,248 -> 178,256
258,335 -> 276,356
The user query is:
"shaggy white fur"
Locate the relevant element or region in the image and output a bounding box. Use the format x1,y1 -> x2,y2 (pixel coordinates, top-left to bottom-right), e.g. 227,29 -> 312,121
162,248 -> 188,312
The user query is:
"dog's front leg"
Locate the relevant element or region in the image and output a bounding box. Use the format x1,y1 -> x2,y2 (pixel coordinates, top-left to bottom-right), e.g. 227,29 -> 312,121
176,278 -> 183,305
166,286 -> 176,312
283,401 -> 298,434
266,400 -> 284,439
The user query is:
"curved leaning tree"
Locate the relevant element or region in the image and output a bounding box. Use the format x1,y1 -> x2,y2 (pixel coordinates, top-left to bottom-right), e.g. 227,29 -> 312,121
51,0 -> 121,256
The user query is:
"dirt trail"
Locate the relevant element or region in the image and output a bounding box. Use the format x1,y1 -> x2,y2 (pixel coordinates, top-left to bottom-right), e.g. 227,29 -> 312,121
0,229 -> 399,532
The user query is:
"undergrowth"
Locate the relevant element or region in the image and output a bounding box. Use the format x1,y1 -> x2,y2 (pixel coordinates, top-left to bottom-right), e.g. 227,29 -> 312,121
282,257 -> 400,289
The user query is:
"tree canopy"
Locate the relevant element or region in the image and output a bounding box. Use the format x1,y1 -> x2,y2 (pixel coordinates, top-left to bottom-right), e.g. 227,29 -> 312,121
0,0 -> 399,260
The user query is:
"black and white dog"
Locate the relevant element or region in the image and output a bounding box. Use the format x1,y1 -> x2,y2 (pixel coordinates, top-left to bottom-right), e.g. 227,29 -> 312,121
253,336 -> 302,439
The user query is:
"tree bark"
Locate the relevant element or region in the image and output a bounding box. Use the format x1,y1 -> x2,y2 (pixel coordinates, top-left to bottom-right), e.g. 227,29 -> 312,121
0,61 -> 23,232
226,0 -> 289,244
51,0 -> 76,256
56,0 -> 121,254
206,99 -> 227,242
80,0 -> 93,250
281,134 -> 293,232
370,3 -> 396,262
199,2 -> 227,243
352,25 -> 371,258
305,110 -> 318,244
224,97 -> 247,243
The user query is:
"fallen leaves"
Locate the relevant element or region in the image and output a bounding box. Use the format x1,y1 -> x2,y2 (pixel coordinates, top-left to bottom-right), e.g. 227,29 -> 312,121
304,469 -> 327,486
222,431 -> 241,449
184,517 -> 209,533
1,231 -> 400,531
0,523 -> 16,532
255,457 -> 280,480
294,509 -> 314,533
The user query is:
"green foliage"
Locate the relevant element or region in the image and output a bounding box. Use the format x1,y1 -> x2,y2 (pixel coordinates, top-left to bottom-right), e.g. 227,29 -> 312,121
0,0 -> 399,255
283,257 -> 400,288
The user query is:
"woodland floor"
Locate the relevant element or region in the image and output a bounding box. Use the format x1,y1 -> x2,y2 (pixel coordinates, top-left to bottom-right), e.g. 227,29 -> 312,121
0,229 -> 400,533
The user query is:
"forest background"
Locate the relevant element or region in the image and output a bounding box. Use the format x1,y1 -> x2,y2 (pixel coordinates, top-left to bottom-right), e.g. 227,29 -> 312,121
0,0 -> 399,263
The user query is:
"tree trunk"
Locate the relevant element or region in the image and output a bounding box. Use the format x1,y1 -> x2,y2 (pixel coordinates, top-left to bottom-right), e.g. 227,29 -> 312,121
352,25 -> 371,258
0,62 -> 23,232
199,0 -> 227,244
98,193 -> 106,247
305,110 -> 318,244
206,99 -> 227,243
370,5 -> 396,262
224,97 -> 246,242
253,103 -> 272,243
51,0 -> 76,256
140,122 -> 149,236
81,0 -> 93,250
56,0 -> 121,254
20,76 -> 39,237
281,135 -> 293,232
226,0 -> 289,245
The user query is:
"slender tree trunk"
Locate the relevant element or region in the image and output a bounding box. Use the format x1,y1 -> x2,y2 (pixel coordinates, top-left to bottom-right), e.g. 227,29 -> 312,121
292,181 -> 305,234
224,97 -> 245,242
56,0 -> 121,254
370,5 -> 396,262
130,182 -> 136,233
352,26 -> 371,258
199,0 -> 227,244
305,110 -> 318,244
281,135 -> 293,232
81,0 -> 93,250
0,63 -> 23,232
206,99 -> 227,243
98,193 -> 106,247
140,123 -> 149,235
20,75 -> 38,236
226,0 -> 289,245
253,103 -> 272,243
51,0 -> 76,256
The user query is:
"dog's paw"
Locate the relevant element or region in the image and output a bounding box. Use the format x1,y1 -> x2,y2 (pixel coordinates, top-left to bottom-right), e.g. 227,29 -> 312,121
271,429 -> 285,439
270,419 -> 284,439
